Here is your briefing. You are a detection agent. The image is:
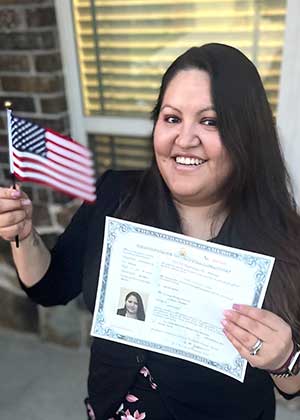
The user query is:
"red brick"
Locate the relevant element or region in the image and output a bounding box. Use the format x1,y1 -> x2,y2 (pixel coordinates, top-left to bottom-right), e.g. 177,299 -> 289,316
0,134 -> 9,148
34,52 -> 62,72
32,203 -> 52,226
0,116 -> 6,130
0,8 -> 23,30
0,148 -> 9,163
40,95 -> 67,114
0,95 -> 35,112
0,287 -> 39,334
0,55 -> 30,72
53,191 -> 74,205
1,1 -> 49,4
30,116 -> 69,133
1,75 -> 64,93
26,7 -> 56,27
0,31 -> 57,50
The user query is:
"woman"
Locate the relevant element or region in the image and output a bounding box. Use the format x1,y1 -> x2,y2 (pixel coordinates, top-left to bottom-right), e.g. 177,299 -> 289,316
117,292 -> 146,321
0,43 -> 300,420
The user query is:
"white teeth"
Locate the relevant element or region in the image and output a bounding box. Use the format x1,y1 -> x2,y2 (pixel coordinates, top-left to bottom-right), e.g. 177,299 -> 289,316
175,156 -> 206,166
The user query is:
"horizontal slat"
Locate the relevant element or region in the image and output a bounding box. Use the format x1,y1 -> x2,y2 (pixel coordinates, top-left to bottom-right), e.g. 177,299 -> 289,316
115,158 -> 150,169
75,10 -> 285,23
90,132 -> 152,172
103,91 -> 156,100
105,103 -> 152,112
95,25 -> 285,35
73,0 -> 286,123
85,11 -> 258,21
92,0 -> 283,6
103,79 -> 160,89
114,137 -> 152,147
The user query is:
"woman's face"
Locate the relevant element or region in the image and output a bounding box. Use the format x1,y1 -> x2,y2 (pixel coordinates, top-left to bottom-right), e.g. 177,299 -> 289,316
154,69 -> 232,206
125,295 -> 138,315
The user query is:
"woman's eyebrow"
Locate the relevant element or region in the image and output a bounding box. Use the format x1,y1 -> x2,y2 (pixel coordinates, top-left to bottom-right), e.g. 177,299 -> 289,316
161,104 -> 215,114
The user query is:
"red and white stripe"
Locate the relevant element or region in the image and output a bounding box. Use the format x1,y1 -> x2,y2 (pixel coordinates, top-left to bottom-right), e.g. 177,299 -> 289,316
12,129 -> 96,203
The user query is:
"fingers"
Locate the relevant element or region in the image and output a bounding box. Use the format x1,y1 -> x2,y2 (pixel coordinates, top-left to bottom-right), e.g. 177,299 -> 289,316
222,305 -> 294,371
221,317 -> 263,349
0,185 -> 21,199
223,329 -> 266,368
0,195 -> 32,216
0,186 -> 33,241
230,304 -> 287,331
223,329 -> 253,361
0,208 -> 27,227
222,309 -> 273,342
0,219 -> 27,239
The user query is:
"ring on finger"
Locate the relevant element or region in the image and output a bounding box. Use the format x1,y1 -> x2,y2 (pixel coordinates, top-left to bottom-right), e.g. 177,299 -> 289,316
250,338 -> 263,356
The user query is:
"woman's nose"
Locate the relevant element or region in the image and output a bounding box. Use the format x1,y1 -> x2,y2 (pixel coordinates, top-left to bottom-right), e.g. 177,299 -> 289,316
175,124 -> 200,148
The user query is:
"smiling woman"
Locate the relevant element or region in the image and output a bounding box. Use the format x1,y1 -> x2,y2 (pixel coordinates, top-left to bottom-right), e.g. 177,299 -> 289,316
154,69 -> 232,210
117,291 -> 146,321
1,43 -> 300,420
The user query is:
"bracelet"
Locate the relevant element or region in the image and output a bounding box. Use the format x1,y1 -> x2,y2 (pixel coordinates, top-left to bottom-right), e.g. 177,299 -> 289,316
268,341 -> 300,378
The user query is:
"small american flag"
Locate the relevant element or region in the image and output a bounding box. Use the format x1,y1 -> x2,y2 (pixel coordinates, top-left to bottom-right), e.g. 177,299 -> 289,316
7,110 -> 96,203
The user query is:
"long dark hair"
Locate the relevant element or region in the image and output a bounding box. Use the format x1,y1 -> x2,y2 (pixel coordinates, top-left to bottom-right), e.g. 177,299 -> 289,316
116,43 -> 300,341
123,291 -> 146,321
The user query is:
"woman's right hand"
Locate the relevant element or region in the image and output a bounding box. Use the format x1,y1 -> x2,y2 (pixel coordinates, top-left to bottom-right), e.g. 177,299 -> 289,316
0,186 -> 33,242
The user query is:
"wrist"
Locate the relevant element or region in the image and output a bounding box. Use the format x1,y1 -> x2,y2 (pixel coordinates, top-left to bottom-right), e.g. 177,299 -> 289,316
10,226 -> 33,247
268,341 -> 300,378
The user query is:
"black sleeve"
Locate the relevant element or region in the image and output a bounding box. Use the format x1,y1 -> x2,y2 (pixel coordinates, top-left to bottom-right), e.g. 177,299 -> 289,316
20,171 -> 111,306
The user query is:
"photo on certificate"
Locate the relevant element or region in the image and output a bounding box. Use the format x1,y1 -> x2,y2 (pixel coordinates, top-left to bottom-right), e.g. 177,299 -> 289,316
91,217 -> 275,382
116,288 -> 148,322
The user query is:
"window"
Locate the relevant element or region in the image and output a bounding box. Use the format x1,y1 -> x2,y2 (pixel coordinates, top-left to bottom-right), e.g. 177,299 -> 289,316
72,0 -> 287,118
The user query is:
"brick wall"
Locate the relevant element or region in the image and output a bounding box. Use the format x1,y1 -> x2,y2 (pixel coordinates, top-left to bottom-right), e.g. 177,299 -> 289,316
0,0 -> 89,347
0,0 -> 69,186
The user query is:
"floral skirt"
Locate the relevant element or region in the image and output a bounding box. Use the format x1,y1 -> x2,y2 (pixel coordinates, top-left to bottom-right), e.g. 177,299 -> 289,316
85,366 -> 173,420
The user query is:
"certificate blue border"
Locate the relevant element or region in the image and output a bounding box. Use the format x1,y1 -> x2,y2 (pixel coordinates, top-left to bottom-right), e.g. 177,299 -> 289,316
93,218 -> 274,381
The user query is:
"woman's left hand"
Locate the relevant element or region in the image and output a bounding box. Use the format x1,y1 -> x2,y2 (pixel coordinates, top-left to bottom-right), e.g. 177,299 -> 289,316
222,304 -> 294,371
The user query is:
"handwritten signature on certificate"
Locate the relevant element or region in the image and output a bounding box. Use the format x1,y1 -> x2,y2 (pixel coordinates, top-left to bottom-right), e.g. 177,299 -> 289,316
91,217 -> 275,382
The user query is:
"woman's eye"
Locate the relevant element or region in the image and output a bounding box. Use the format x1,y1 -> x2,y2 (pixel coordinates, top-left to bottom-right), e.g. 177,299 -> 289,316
202,118 -> 217,127
165,115 -> 180,124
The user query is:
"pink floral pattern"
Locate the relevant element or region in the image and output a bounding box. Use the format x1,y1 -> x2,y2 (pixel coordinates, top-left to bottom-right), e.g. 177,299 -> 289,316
104,366 -> 158,420
126,394 -> 139,403
120,409 -> 146,420
139,366 -> 158,390
86,402 -> 96,420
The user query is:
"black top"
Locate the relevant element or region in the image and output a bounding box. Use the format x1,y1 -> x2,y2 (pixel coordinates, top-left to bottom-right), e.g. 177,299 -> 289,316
21,170 -> 300,420
116,308 -> 127,316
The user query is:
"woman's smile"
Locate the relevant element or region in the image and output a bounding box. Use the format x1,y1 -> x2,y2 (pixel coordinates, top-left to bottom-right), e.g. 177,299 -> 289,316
173,155 -> 208,170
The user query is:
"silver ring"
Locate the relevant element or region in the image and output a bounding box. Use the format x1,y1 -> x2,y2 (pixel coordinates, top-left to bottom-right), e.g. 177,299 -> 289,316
250,338 -> 263,356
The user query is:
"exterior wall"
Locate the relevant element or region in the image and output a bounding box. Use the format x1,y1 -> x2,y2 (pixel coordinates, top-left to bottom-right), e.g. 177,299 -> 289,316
0,0 -> 90,347
277,0 -> 300,206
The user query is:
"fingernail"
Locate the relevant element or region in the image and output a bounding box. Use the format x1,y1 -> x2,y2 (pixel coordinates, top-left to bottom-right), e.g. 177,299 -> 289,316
11,190 -> 21,198
223,309 -> 232,317
232,304 -> 241,310
221,319 -> 228,327
21,199 -> 31,206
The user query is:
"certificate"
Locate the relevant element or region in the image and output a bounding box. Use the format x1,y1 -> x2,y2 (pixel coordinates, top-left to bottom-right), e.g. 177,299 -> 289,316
91,217 -> 275,382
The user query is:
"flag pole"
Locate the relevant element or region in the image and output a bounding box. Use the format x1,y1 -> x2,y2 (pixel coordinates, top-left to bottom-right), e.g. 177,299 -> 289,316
5,101 -> 19,248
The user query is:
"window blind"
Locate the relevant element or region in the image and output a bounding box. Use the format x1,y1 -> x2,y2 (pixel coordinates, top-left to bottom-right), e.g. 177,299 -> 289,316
89,133 -> 153,173
72,0 -> 286,117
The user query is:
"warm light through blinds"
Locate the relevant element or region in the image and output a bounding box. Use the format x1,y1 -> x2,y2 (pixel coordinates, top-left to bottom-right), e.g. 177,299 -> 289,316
72,0 -> 286,117
89,133 -> 153,173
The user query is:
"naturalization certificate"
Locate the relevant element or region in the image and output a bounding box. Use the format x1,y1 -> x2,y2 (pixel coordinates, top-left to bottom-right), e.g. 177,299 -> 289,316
91,217 -> 275,382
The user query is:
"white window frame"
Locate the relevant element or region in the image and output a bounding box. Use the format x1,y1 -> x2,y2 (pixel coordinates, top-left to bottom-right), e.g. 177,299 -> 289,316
54,0 -> 153,145
55,0 -> 300,204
